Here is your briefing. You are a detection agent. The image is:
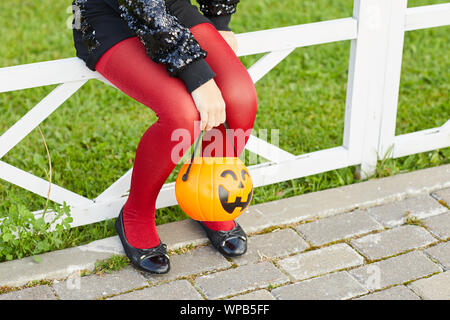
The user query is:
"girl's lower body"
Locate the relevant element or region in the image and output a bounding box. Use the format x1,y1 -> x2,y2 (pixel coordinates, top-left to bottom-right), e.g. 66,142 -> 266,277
94,22 -> 257,273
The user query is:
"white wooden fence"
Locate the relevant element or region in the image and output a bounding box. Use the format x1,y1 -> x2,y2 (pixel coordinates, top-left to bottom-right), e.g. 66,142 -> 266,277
1,0 -> 449,228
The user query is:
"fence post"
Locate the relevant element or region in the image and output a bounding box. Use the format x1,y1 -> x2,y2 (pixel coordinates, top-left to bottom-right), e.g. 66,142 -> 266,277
343,0 -> 408,179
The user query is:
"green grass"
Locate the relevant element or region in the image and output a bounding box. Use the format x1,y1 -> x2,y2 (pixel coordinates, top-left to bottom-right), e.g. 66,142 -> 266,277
0,0 -> 448,261
88,254 -> 130,276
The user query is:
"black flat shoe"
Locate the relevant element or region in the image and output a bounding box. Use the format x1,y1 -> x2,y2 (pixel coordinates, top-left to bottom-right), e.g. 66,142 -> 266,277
115,208 -> 170,274
197,221 -> 247,257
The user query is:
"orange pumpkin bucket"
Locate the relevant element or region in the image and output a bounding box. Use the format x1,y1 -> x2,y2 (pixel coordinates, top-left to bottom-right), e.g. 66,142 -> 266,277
175,124 -> 253,221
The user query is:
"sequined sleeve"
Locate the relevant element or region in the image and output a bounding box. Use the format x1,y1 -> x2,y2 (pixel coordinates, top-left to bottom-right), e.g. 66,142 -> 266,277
196,0 -> 240,17
117,0 -> 210,77
196,0 -> 240,31
74,0 -> 101,53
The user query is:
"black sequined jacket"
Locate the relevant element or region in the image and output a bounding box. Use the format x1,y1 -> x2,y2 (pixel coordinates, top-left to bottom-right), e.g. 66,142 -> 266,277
72,0 -> 240,93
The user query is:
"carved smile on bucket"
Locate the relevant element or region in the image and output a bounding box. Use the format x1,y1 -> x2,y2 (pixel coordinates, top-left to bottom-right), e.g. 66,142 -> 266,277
218,169 -> 253,214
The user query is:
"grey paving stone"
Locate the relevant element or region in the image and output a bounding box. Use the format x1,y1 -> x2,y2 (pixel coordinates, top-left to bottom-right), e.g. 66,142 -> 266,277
255,164 -> 450,227
408,271 -> 450,300
0,236 -> 123,287
354,285 -> 420,300
235,206 -> 274,234
52,267 -> 148,300
229,290 -> 276,300
431,188 -> 450,206
195,261 -> 289,300
350,225 -> 436,261
277,243 -> 364,281
108,280 -> 203,300
0,285 -> 56,300
423,212 -> 450,240
296,209 -> 383,246
157,219 -> 208,250
250,197 -> 316,227
349,251 -> 442,291
144,246 -> 231,283
424,242 -> 450,270
367,195 -> 447,227
272,271 -> 368,300
231,229 -> 309,266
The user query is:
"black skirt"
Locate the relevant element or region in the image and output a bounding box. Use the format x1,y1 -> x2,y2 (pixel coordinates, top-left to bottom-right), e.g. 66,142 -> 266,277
71,0 -> 234,93
72,0 -> 135,71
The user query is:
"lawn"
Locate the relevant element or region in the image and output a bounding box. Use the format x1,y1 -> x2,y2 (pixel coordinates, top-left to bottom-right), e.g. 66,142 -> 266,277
0,0 -> 448,261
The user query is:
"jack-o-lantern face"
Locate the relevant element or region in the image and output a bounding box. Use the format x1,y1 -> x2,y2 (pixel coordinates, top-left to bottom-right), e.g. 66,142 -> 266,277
175,157 -> 254,221
218,169 -> 253,214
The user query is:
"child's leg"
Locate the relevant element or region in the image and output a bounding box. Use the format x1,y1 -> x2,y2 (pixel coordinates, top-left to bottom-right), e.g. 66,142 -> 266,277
190,23 -> 258,231
95,36 -> 202,249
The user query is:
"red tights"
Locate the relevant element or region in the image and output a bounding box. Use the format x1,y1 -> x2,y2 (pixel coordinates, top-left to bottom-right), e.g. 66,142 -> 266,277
95,22 -> 257,249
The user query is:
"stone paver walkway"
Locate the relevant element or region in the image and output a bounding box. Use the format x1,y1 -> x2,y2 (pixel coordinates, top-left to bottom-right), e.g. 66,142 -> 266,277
0,165 -> 449,300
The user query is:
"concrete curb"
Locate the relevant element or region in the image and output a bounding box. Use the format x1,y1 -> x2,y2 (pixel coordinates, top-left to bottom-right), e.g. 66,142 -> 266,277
1,164 -> 449,288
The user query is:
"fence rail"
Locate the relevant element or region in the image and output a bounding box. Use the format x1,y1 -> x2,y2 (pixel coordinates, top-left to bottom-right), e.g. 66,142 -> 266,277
1,0 -> 449,229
